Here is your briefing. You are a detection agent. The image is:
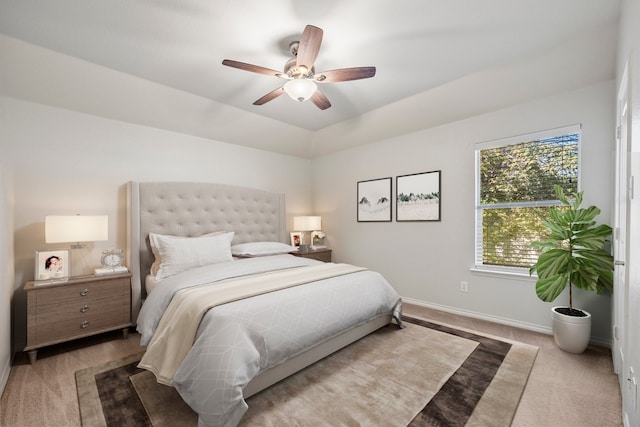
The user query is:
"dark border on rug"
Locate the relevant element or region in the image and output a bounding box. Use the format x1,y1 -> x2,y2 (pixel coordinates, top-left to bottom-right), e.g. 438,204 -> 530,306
75,351 -> 150,427
78,316 -> 516,427
94,362 -> 151,427
403,315 -> 512,426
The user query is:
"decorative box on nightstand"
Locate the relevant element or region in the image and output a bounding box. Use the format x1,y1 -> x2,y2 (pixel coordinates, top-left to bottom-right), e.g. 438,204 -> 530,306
291,247 -> 332,263
24,272 -> 132,364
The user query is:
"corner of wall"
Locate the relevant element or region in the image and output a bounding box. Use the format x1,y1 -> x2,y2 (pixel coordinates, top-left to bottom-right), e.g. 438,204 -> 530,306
0,165 -> 15,396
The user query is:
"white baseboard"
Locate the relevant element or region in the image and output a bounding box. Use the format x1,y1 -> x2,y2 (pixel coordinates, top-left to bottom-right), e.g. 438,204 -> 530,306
0,357 -> 10,402
401,297 -> 612,348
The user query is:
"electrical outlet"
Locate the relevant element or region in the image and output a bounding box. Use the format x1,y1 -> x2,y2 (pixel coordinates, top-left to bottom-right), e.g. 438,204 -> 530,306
460,281 -> 468,292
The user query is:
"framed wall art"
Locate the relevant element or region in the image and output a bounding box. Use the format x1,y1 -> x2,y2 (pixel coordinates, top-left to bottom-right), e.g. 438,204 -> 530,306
396,170 -> 441,221
35,249 -> 70,281
357,177 -> 392,222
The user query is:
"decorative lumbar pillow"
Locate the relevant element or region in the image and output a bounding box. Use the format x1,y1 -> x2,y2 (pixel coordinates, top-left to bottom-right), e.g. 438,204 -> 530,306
150,231 -> 234,280
231,241 -> 298,257
149,231 -> 227,276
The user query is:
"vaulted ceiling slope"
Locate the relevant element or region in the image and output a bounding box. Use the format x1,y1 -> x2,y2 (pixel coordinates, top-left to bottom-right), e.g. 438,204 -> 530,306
0,0 -> 620,158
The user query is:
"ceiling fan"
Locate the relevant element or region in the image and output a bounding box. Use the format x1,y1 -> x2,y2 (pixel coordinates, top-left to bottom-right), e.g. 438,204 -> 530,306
222,25 -> 376,110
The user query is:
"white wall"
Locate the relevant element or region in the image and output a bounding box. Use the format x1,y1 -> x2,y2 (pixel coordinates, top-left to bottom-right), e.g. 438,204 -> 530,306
0,166 -> 14,397
1,96 -> 314,354
313,81 -> 615,343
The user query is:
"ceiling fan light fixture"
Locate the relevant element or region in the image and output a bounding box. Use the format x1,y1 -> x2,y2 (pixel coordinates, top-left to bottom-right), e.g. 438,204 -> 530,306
284,78 -> 317,102
222,25 -> 375,110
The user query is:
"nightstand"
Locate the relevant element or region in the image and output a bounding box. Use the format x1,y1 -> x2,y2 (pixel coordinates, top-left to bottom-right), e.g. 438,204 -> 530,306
291,248 -> 332,263
24,272 -> 132,364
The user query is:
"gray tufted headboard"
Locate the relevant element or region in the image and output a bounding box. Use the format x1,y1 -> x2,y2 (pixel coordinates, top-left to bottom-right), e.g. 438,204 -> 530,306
126,181 -> 287,321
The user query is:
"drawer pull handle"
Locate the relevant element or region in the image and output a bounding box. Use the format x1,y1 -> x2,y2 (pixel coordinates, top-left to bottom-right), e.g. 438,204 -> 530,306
80,289 -> 89,296
81,321 -> 89,329
80,305 -> 89,313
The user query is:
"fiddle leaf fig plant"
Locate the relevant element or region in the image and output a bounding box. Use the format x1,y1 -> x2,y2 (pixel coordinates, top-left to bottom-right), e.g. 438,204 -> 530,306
529,185 -> 614,314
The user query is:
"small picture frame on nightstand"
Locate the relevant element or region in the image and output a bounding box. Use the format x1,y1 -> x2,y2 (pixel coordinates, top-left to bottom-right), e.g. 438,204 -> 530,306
290,232 -> 302,247
35,249 -> 70,282
311,230 -> 326,249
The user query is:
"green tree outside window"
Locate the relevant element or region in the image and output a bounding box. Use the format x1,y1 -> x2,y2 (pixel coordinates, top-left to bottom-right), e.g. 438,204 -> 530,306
477,131 -> 579,269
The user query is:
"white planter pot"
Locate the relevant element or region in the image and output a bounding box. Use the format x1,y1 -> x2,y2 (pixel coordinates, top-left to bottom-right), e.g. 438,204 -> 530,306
551,306 -> 592,353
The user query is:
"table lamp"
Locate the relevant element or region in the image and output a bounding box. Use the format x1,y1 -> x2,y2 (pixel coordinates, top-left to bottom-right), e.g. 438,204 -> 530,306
293,216 -> 321,253
45,215 -> 109,249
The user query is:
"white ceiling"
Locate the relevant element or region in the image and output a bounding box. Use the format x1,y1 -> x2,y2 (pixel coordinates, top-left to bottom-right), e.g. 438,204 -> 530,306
0,0 -> 621,155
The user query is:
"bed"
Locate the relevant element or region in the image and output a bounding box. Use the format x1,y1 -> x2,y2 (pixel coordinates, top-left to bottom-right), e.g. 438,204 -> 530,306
126,181 -> 402,427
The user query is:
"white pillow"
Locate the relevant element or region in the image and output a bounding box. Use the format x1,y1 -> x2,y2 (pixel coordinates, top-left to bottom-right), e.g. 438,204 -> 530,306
149,231 -> 227,276
231,241 -> 298,257
150,231 -> 234,280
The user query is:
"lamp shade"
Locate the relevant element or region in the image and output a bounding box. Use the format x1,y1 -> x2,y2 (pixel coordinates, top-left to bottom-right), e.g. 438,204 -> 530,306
45,215 -> 108,244
293,216 -> 321,231
284,79 -> 317,102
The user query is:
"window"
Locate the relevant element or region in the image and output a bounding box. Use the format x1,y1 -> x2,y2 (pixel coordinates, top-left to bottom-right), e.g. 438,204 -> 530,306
475,125 -> 580,273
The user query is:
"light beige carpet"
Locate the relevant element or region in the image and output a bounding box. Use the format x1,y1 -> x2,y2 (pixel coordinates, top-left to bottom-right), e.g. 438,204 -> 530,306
76,316 -> 538,426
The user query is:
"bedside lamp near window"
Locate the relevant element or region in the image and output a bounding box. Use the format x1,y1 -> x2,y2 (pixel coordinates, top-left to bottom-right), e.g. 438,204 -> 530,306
293,216 -> 321,253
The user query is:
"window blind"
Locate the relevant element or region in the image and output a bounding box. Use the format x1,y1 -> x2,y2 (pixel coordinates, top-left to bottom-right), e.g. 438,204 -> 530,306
475,125 -> 580,270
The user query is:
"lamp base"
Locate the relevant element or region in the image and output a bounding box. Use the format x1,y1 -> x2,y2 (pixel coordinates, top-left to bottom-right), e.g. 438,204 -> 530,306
298,244 -> 311,253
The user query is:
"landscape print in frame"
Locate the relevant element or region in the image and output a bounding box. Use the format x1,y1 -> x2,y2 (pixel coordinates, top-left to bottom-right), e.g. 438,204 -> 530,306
357,177 -> 392,222
396,170 -> 441,221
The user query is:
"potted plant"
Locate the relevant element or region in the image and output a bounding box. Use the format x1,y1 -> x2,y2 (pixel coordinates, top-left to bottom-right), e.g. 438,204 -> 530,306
529,185 -> 614,353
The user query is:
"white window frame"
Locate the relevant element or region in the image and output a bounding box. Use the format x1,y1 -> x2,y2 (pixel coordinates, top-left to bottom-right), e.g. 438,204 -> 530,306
474,124 -> 582,275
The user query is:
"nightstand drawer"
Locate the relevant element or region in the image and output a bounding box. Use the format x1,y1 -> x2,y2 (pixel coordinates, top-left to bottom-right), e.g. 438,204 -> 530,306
302,251 -> 331,262
35,295 -> 128,323
33,309 -> 130,344
292,248 -> 332,262
33,279 -> 128,307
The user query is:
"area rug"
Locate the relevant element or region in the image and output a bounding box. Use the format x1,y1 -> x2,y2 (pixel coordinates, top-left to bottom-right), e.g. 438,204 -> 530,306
76,316 -> 538,427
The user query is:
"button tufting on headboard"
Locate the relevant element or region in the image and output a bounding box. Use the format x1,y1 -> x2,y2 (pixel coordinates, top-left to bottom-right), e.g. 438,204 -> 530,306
127,181 -> 287,322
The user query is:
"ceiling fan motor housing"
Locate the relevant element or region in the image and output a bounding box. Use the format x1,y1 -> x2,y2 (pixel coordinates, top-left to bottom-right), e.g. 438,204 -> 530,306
284,57 -> 314,79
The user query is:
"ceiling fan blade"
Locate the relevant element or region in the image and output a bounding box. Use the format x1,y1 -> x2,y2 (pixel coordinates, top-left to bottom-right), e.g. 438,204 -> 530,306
296,25 -> 323,70
315,66 -> 376,83
310,90 -> 331,110
222,59 -> 283,77
253,87 -> 285,105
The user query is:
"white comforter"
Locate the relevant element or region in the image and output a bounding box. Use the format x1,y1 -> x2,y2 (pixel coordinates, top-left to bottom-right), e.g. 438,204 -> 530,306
137,254 -> 402,427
